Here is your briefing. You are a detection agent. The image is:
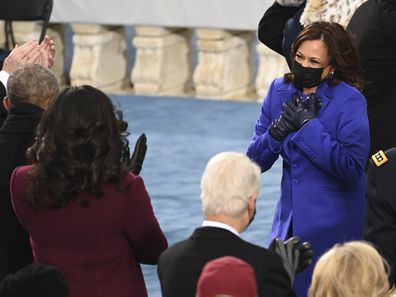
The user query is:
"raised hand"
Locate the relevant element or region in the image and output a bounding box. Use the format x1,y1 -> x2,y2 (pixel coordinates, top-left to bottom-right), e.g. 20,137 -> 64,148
283,92 -> 322,129
40,35 -> 56,68
268,93 -> 300,141
2,41 -> 40,74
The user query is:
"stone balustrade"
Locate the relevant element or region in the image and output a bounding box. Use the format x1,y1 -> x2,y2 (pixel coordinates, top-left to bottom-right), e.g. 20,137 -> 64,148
0,22 -> 289,102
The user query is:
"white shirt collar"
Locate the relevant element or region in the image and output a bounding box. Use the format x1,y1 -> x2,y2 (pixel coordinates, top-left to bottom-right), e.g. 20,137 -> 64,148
202,220 -> 240,237
0,70 -> 10,90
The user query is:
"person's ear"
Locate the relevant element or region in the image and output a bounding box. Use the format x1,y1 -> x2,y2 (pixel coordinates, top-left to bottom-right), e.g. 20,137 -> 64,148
247,192 -> 257,215
2,97 -> 10,111
41,98 -> 50,110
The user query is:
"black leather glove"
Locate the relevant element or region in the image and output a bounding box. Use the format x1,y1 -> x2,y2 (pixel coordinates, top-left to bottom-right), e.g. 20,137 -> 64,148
305,93 -> 322,116
297,241 -> 313,273
129,133 -> 147,175
269,236 -> 313,285
269,236 -> 300,285
268,94 -> 299,141
283,93 -> 321,129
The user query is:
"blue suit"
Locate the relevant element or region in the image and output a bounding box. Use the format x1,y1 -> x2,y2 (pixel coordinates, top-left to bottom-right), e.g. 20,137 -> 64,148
247,78 -> 370,297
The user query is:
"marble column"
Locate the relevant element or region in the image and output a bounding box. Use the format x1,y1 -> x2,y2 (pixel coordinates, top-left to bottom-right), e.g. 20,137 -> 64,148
131,26 -> 192,96
70,24 -> 127,91
193,29 -> 255,100
255,43 -> 289,101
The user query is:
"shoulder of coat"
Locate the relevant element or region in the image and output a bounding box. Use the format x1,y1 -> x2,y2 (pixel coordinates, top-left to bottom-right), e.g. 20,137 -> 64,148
371,150 -> 389,167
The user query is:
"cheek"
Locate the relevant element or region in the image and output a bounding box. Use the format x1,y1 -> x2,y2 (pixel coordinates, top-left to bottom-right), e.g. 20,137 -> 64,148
321,67 -> 331,78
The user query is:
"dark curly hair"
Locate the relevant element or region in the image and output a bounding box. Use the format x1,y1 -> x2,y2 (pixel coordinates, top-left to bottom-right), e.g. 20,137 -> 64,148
27,85 -> 130,209
285,21 -> 365,91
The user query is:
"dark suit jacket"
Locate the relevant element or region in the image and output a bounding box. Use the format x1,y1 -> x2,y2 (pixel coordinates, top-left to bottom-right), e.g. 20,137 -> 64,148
0,103 -> 43,280
0,81 -> 6,127
365,147 -> 396,287
258,1 -> 305,68
158,227 -> 295,297
347,0 -> 396,156
10,166 -> 168,297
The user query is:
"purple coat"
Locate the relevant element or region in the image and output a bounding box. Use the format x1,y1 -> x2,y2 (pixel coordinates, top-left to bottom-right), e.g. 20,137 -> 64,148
247,78 -> 370,297
10,166 -> 168,297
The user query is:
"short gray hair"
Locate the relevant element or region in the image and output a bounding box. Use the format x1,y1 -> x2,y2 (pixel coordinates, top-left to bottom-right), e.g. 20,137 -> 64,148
200,152 -> 261,217
7,64 -> 59,107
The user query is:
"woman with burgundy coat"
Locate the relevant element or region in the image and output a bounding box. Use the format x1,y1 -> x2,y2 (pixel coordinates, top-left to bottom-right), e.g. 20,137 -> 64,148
10,85 -> 167,297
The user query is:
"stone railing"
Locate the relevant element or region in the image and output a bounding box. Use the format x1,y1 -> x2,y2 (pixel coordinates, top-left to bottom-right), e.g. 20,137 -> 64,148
0,21 -> 289,102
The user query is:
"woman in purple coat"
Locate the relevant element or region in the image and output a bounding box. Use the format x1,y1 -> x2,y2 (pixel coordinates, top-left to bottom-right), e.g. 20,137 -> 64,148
10,85 -> 168,297
247,22 -> 369,297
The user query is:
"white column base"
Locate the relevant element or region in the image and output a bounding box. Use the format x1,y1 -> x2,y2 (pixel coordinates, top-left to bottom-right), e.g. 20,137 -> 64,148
255,43 -> 289,102
131,26 -> 192,96
70,24 -> 127,92
193,29 -> 254,101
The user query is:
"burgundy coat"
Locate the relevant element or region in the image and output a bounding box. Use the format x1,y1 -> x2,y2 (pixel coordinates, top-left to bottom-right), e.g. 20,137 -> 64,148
10,165 -> 167,297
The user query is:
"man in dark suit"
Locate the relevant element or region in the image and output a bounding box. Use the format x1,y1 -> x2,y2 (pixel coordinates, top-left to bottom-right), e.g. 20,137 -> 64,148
365,147 -> 396,292
347,0 -> 396,156
158,152 -> 296,297
0,64 -> 59,280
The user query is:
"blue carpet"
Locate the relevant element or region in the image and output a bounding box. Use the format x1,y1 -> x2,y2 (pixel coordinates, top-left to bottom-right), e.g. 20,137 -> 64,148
111,94 -> 282,297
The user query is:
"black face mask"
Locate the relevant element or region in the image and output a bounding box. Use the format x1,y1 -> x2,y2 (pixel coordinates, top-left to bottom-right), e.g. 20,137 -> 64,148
292,60 -> 324,89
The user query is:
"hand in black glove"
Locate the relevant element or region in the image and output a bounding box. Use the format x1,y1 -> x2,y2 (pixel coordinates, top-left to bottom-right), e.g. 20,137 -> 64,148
283,93 -> 322,129
129,133 -> 147,175
305,93 -> 322,116
297,241 -> 313,273
268,94 -> 299,141
269,236 -> 314,285
269,236 -> 300,285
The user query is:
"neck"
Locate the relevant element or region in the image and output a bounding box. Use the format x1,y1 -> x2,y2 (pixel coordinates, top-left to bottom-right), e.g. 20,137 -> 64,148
303,86 -> 317,94
205,214 -> 246,233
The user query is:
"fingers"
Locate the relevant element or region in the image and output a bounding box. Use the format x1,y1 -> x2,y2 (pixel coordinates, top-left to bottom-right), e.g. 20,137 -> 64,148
26,48 -> 42,64
293,93 -> 302,106
283,102 -> 296,117
40,36 -> 56,68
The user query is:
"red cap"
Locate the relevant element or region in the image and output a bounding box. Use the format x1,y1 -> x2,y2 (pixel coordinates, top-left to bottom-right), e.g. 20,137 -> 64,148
196,256 -> 257,297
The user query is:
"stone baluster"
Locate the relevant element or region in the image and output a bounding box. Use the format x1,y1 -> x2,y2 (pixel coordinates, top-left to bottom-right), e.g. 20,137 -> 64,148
0,21 -> 4,48
70,24 -> 127,91
131,26 -> 192,96
193,29 -> 255,100
255,43 -> 289,101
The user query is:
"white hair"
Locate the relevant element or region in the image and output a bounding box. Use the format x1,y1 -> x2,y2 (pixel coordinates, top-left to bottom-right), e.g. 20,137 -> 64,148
200,152 -> 261,217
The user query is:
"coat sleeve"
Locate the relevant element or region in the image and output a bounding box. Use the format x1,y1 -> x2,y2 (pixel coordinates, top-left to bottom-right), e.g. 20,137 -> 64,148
290,93 -> 370,182
247,80 -> 282,172
259,251 -> 296,297
123,174 -> 168,264
0,81 -> 6,128
258,1 -> 303,56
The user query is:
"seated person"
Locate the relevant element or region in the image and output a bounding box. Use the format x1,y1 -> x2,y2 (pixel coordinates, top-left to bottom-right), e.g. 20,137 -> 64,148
158,151 -> 297,297
196,256 -> 257,297
0,263 -> 69,297
308,241 -> 389,297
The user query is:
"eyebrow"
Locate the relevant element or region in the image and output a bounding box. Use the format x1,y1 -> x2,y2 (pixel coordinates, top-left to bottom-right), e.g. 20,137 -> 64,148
296,51 -> 321,63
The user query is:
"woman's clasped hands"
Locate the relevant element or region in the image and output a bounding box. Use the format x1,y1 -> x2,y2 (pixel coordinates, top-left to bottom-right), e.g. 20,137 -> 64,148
269,92 -> 322,141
